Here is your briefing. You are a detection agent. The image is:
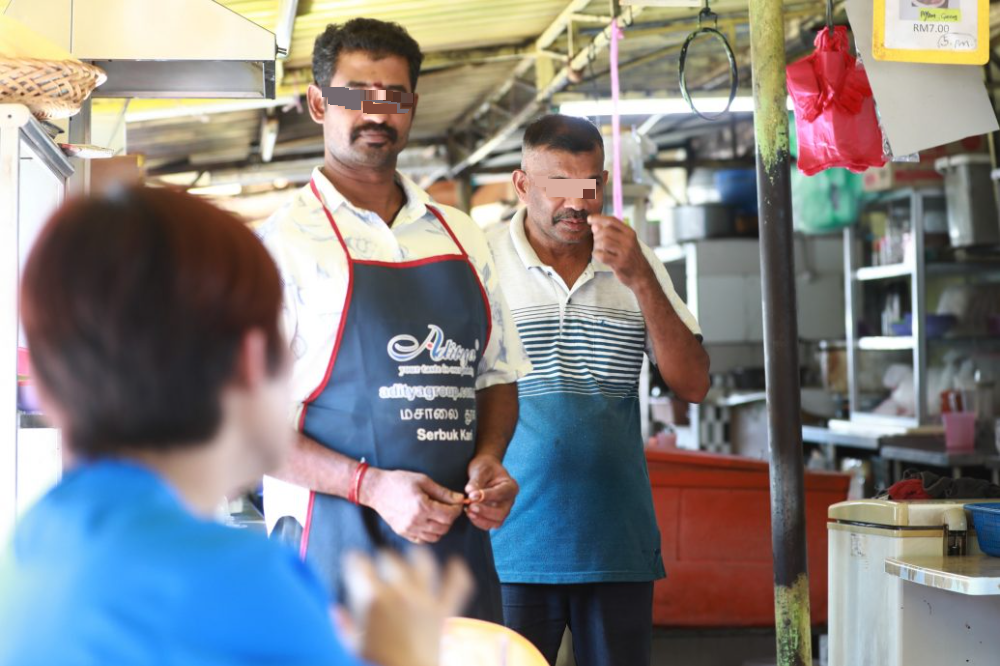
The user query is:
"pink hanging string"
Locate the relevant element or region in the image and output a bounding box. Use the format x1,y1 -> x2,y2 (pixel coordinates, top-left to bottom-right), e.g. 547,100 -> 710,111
609,20 -> 625,221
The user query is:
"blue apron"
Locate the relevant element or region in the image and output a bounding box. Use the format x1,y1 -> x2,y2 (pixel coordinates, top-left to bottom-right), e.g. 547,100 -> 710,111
293,180 -> 501,621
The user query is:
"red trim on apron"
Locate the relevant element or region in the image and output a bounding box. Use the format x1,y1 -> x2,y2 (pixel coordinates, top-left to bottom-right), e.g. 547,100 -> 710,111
354,255 -> 467,269
425,206 -> 494,354
301,180 -> 493,406
299,490 -> 316,560
303,179 -> 355,405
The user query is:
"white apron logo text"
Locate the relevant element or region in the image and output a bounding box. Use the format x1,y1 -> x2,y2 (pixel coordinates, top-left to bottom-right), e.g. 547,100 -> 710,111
387,325 -> 479,367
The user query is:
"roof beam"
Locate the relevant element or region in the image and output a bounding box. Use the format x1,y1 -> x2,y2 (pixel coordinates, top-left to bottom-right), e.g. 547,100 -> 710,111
422,4 -> 647,186
448,0 -> 597,135
422,44 -> 531,72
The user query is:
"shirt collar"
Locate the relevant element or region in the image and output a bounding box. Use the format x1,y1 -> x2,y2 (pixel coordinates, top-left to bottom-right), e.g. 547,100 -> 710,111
508,208 -> 614,273
309,166 -> 433,226
508,208 -> 545,269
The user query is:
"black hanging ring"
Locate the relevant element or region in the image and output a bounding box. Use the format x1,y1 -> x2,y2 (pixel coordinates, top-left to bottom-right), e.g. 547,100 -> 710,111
678,13 -> 739,122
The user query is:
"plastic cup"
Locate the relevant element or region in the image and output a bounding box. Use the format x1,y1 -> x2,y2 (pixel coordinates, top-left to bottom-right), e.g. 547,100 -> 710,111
943,412 -> 977,453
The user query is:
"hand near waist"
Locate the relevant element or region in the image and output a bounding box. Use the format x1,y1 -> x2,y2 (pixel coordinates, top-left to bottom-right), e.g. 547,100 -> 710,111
465,454 -> 519,531
361,468 -> 464,544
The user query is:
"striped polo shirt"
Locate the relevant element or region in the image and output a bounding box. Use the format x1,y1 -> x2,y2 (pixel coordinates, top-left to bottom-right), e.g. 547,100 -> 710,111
486,209 -> 700,584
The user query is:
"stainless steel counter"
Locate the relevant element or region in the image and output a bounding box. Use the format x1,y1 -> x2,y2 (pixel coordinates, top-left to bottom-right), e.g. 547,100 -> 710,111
886,554 -> 1000,596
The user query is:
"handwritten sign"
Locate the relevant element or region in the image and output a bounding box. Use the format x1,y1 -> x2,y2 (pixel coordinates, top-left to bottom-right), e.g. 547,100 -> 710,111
873,0 -> 987,64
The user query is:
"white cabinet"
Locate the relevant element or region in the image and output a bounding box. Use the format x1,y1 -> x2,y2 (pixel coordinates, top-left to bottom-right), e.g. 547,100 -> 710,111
648,236 -> 846,450
658,237 -> 846,347
1,104 -> 73,542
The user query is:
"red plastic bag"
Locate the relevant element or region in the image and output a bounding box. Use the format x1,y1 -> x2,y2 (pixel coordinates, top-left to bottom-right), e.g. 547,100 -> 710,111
787,26 -> 886,176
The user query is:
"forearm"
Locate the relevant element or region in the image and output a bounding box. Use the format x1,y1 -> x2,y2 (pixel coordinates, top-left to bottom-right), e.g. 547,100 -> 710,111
473,382 -> 519,460
633,273 -> 710,403
270,431 -> 361,499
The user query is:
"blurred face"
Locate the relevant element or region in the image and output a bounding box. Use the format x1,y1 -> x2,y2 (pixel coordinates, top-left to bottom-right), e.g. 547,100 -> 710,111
513,147 -> 607,247
307,50 -> 417,169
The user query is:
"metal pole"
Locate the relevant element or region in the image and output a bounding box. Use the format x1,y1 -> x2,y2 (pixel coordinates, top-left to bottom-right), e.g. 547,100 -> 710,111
747,0 -> 812,664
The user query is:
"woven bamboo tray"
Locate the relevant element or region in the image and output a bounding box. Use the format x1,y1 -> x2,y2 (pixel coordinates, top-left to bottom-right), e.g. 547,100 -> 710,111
0,57 -> 106,120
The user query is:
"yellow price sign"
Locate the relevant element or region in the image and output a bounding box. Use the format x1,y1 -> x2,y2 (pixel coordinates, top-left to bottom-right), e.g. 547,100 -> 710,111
873,0 -> 987,65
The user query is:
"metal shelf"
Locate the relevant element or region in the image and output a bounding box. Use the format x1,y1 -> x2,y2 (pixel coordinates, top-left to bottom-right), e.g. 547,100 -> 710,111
857,336 -> 915,351
856,335 -> 999,350
18,413 -> 52,429
2,104 -> 73,540
926,261 -> 1000,276
864,187 -> 945,205
846,189 -> 935,426
929,335 -> 1000,346
801,425 -> 881,451
855,263 -> 913,281
856,261 -> 1000,282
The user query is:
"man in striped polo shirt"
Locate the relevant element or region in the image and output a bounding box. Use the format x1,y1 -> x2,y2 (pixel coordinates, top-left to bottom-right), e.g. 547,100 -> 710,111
486,114 -> 710,666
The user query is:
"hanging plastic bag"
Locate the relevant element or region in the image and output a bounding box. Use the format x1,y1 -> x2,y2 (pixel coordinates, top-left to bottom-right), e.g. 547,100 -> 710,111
786,26 -> 886,175
788,110 -> 864,234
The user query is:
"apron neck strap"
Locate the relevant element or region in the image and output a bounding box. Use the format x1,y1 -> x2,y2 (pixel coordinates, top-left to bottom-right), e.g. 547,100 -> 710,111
426,205 -> 469,259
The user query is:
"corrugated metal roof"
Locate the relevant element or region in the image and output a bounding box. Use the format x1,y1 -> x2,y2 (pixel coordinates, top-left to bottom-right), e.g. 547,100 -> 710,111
219,0 -> 577,71
127,0 -> 974,182
408,60 -> 520,140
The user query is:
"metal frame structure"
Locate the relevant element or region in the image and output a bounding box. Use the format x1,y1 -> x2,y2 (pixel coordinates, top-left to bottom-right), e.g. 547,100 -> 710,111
844,189 -> 940,429
0,104 -> 73,543
419,2 -> 647,186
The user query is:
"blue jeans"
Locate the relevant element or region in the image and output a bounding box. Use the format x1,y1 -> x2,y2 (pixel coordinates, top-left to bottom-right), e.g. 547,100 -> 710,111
500,582 -> 654,666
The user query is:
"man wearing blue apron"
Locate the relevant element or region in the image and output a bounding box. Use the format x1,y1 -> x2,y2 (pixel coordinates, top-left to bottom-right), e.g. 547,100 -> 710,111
256,18 -> 531,622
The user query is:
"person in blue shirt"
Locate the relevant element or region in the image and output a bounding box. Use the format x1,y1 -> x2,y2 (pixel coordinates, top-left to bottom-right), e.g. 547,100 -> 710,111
0,186 -> 470,666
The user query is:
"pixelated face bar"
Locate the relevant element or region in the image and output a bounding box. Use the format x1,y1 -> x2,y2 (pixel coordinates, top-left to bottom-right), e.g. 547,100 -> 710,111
542,178 -> 598,200
321,87 -> 416,114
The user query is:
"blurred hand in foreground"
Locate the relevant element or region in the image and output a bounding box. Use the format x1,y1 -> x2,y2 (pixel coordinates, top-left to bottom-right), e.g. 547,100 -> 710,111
338,548 -> 474,666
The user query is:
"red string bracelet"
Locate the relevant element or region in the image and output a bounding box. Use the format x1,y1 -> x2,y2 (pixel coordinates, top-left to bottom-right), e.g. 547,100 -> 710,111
348,459 -> 369,505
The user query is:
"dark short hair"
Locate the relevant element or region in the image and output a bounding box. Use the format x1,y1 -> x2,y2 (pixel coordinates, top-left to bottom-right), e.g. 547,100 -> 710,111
312,18 -> 424,91
20,187 -> 284,459
522,114 -> 605,162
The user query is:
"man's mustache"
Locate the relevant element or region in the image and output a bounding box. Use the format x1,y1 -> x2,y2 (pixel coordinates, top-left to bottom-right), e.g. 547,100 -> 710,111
554,211 -> 588,223
351,123 -> 398,143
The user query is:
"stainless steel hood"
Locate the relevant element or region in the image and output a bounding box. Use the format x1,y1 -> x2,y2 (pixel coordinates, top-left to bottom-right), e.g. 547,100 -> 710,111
4,0 -> 277,99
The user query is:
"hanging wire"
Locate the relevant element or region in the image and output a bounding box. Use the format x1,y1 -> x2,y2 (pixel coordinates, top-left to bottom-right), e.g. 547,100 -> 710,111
678,0 -> 739,121
826,0 -> 835,34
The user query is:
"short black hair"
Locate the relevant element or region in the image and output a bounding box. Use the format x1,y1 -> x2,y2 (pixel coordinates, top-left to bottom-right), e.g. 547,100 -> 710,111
522,114 -> 605,163
312,18 -> 424,91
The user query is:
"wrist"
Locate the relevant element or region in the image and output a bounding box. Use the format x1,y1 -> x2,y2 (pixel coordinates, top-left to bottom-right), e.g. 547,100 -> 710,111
629,265 -> 659,296
471,449 -> 504,466
357,465 -> 382,508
